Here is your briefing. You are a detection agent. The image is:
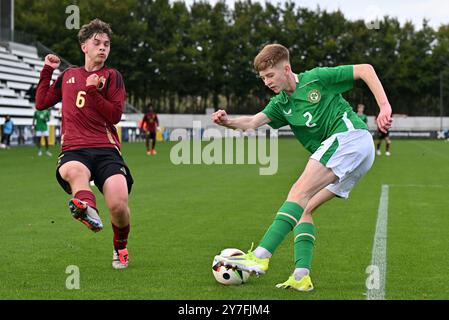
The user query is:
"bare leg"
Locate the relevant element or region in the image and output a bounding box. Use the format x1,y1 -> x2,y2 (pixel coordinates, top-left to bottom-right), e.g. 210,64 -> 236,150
286,159 -> 338,207
299,188 -> 336,224
103,174 -> 131,268
58,161 -> 91,195
103,174 -> 130,228
145,134 -> 150,152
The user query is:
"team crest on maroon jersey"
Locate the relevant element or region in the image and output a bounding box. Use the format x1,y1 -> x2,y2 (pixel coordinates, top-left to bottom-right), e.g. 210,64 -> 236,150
97,76 -> 106,91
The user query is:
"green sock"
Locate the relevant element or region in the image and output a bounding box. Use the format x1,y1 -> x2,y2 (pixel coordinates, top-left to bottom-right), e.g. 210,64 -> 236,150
294,222 -> 316,270
258,201 -> 304,254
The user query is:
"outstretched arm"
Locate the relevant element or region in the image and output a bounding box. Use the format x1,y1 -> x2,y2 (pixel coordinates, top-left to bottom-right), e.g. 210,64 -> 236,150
353,64 -> 392,132
212,110 -> 271,131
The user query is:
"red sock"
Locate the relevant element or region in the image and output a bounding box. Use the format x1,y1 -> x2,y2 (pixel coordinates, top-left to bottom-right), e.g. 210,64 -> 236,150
74,190 -> 98,213
112,223 -> 130,250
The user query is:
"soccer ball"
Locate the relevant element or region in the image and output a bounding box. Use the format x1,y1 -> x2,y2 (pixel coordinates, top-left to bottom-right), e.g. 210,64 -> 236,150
212,248 -> 250,285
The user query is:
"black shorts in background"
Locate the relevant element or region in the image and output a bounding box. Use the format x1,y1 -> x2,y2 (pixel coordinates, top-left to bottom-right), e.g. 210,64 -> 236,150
56,147 -> 134,195
377,130 -> 390,139
146,131 -> 156,140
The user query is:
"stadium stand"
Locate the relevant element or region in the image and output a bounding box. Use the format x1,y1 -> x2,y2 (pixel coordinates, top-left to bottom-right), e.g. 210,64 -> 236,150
0,42 -> 60,119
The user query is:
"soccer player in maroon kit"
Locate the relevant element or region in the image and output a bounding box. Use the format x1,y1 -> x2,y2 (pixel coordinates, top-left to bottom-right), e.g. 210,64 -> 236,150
140,103 -> 159,155
35,19 -> 133,269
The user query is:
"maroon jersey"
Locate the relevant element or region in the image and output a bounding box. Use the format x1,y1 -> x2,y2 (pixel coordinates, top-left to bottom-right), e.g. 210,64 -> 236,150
142,112 -> 159,132
35,64 -> 126,152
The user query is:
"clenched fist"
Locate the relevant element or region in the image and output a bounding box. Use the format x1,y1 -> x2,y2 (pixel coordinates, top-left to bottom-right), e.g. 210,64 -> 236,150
86,74 -> 106,89
44,54 -> 60,69
212,109 -> 229,126
376,103 -> 393,133
86,74 -> 100,87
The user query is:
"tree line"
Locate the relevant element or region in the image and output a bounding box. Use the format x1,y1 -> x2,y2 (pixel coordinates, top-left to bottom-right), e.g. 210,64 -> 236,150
15,0 -> 449,116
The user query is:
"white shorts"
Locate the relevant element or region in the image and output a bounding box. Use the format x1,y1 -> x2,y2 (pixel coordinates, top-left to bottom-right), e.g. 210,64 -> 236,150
35,130 -> 49,137
310,129 -> 375,199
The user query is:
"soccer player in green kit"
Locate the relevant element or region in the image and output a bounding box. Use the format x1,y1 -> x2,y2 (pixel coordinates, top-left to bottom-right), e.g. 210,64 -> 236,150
213,44 -> 392,292
32,108 -> 52,156
356,103 -> 368,125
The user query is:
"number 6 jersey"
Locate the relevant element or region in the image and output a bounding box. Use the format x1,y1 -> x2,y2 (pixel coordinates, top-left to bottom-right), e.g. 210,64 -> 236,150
35,64 -> 126,152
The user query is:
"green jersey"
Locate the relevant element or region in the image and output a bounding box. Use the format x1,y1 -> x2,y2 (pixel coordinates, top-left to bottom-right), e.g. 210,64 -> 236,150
357,113 -> 368,124
262,65 -> 368,154
34,109 -> 50,132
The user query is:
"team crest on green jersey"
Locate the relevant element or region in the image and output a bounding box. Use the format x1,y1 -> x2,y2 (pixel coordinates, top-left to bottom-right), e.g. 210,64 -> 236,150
307,89 -> 321,103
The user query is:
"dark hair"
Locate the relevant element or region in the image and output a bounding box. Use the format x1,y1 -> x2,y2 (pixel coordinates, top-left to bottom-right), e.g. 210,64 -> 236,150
78,18 -> 112,44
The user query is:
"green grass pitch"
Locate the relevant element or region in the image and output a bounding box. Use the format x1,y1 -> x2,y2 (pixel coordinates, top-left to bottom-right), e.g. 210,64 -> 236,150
1,139 -> 449,300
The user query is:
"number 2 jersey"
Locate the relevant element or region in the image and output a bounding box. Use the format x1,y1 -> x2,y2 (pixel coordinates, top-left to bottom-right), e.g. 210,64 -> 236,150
35,64 -> 126,152
262,65 -> 367,154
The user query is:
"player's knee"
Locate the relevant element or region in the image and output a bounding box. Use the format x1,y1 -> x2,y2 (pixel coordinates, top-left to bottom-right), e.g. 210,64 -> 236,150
60,166 -> 89,183
302,210 -> 313,219
287,190 -> 311,208
108,198 -> 129,215
302,205 -> 315,216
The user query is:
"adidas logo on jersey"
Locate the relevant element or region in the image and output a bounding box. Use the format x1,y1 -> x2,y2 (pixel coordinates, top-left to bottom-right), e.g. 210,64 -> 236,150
66,77 -> 75,84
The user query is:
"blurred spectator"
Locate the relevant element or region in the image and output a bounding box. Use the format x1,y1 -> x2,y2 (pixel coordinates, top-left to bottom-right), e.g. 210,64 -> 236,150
1,115 -> 14,149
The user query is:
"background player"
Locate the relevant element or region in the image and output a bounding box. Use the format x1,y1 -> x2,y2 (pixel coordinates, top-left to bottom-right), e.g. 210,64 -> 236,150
1,115 -> 13,149
32,108 -> 52,156
140,103 -> 159,155
376,117 -> 392,156
35,19 -> 134,269
356,103 -> 368,125
213,44 -> 392,292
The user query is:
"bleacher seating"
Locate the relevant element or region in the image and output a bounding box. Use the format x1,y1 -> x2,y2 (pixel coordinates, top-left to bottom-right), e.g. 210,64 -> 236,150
0,52 -> 20,61
7,81 -> 34,91
0,42 -> 61,126
0,88 -> 16,97
0,59 -> 33,69
10,49 -> 39,60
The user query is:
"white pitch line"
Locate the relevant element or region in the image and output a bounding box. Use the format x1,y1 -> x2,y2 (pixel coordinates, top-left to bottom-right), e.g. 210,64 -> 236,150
367,184 -> 389,300
388,184 -> 447,188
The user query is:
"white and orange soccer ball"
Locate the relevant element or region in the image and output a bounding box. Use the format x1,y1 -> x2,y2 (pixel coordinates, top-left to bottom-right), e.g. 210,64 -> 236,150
212,248 -> 250,285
